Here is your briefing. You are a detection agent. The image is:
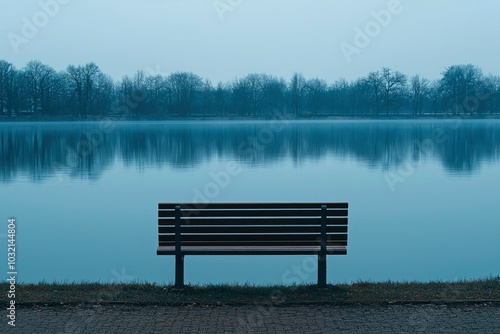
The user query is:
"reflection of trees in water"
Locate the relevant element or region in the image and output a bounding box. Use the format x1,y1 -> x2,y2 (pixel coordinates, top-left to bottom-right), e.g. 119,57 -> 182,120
0,124 -> 117,182
437,124 -> 500,173
1,121 -> 500,181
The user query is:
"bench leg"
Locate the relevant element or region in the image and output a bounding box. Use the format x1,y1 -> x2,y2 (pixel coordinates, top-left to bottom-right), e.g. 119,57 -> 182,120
175,254 -> 184,287
318,254 -> 326,288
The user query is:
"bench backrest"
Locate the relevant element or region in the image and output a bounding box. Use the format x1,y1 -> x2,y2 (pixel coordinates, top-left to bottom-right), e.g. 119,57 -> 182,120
158,203 -> 348,253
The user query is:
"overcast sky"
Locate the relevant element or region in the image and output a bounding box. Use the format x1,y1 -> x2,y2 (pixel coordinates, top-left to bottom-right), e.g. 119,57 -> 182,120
0,0 -> 498,84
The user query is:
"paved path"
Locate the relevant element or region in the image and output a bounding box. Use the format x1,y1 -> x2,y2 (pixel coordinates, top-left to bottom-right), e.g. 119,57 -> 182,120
5,304 -> 499,333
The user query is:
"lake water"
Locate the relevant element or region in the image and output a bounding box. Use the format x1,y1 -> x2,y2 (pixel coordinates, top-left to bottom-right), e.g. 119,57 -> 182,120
1,120 -> 499,285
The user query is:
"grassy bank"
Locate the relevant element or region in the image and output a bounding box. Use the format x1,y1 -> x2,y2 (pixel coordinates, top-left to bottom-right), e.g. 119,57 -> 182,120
2,277 -> 499,306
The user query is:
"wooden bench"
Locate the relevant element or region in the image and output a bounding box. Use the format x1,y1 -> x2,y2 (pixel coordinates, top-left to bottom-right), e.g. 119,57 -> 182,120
157,202 -> 349,288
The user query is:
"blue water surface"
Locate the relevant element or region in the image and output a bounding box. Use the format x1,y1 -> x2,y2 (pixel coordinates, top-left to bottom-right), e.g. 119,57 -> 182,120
1,120 -> 499,285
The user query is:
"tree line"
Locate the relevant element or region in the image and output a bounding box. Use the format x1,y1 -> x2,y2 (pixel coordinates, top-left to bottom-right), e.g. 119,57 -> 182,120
1,59 -> 499,119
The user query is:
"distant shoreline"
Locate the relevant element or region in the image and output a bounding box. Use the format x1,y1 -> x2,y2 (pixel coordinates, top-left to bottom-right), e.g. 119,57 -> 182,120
2,114 -> 500,123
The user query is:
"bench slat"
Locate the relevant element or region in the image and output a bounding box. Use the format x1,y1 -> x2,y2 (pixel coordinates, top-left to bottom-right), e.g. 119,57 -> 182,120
159,202 -> 348,210
159,233 -> 348,242
159,225 -> 348,234
158,217 -> 348,226
159,240 -> 348,247
158,209 -> 348,218
157,246 -> 347,255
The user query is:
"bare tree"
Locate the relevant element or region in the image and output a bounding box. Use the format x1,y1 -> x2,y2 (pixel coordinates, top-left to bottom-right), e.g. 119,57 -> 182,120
82,63 -> 100,117
331,78 -> 350,116
289,73 -> 306,117
261,75 -> 286,117
145,74 -> 165,116
231,77 -> 252,116
380,68 -> 407,115
165,72 -> 203,117
410,75 -> 430,115
92,72 -> 114,116
246,74 -> 266,117
66,65 -> 85,117
305,78 -> 327,116
201,79 -> 214,116
0,61 -> 16,116
24,60 -> 56,116
130,70 -> 148,116
214,82 -> 230,117
348,79 -> 371,116
364,71 -> 383,115
3,58 -> 500,119
439,64 -> 483,114
479,75 -> 500,115
66,63 -> 102,118
45,71 -> 72,115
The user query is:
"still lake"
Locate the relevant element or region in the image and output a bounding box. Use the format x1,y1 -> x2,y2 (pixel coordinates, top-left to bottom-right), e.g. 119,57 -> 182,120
1,120 -> 499,285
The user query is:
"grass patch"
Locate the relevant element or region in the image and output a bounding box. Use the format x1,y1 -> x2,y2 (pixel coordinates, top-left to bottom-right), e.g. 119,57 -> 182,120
2,277 -> 499,306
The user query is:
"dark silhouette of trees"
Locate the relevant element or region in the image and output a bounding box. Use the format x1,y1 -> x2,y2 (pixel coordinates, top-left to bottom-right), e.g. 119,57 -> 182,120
482,75 -> 500,115
261,75 -> 286,117
1,59 -> 499,119
243,74 -> 265,117
214,82 -> 230,117
66,63 -> 111,118
330,78 -> 349,116
380,67 -> 407,115
289,73 -> 307,117
438,64 -> 483,115
410,75 -> 429,115
305,78 -> 328,116
0,61 -> 16,117
23,60 -> 56,117
349,79 -> 371,116
165,72 -> 203,117
144,74 -> 164,116
364,71 -> 384,115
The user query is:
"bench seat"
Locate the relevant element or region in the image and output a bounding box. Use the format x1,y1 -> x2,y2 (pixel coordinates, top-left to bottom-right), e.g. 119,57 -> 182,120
157,245 -> 347,255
